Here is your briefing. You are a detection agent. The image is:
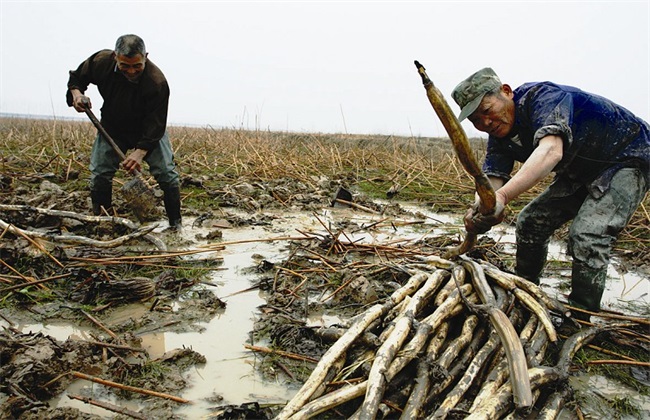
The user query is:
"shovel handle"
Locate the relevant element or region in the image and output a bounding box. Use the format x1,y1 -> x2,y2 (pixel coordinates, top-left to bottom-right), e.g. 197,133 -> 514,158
82,105 -> 157,221
83,107 -> 129,164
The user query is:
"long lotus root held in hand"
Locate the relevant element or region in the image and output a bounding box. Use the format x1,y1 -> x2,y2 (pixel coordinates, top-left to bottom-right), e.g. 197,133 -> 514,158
414,61 -> 496,258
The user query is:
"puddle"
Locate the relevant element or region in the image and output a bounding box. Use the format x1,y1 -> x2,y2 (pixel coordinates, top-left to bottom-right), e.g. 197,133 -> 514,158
5,205 -> 649,417
481,223 -> 650,314
569,373 -> 650,418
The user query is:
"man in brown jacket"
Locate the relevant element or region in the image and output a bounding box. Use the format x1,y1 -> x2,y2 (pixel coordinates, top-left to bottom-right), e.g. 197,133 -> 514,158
67,34 -> 182,229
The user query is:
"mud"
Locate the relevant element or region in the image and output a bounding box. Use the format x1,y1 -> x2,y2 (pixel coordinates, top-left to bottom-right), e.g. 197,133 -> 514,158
0,176 -> 648,419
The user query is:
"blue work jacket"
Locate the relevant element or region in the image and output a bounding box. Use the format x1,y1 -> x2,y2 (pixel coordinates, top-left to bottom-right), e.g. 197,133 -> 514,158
483,82 -> 650,198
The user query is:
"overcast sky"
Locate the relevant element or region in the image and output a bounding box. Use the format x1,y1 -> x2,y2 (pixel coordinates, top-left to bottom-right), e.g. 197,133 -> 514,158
1,1 -> 648,138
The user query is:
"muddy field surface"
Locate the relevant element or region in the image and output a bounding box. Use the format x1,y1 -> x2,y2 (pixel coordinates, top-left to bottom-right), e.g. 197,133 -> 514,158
1,121 -> 649,419
0,174 -> 436,419
1,174 -> 649,419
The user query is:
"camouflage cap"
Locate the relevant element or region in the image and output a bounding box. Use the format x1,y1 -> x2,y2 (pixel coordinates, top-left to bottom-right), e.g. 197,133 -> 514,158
452,68 -> 502,121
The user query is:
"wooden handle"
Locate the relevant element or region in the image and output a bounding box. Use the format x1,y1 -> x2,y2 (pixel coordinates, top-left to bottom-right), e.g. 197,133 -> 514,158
83,107 -> 128,162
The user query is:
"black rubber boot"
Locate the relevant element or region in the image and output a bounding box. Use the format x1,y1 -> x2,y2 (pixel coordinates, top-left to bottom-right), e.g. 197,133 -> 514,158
568,262 -> 607,319
162,186 -> 182,229
515,243 -> 548,285
90,189 -> 112,216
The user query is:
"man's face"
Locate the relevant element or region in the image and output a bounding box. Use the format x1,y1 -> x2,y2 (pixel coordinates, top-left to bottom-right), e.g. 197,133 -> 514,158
115,53 -> 147,82
468,86 -> 515,138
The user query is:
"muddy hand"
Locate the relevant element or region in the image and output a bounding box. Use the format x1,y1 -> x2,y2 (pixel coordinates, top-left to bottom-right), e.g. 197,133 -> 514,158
122,149 -> 147,174
73,95 -> 92,113
465,197 -> 506,234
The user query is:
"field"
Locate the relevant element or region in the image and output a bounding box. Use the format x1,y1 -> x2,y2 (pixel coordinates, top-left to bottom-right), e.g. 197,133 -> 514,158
0,117 -> 649,419
2,117 -> 648,260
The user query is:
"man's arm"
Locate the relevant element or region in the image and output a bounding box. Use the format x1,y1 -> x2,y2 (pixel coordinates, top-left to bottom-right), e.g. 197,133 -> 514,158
69,89 -> 92,112
67,51 -> 106,111
465,176 -> 505,234
70,85 -> 146,173
122,149 -> 148,173
465,135 -> 563,234
496,134 -> 564,205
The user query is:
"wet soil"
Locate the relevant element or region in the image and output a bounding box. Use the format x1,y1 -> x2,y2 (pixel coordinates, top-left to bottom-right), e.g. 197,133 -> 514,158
0,175 -> 648,419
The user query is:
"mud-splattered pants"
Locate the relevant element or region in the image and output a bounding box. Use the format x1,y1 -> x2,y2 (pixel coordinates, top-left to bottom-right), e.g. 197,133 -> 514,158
514,167 -> 648,310
89,131 -> 180,193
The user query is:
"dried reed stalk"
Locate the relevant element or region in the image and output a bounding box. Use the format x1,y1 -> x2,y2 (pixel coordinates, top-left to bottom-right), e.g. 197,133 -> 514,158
71,371 -> 189,404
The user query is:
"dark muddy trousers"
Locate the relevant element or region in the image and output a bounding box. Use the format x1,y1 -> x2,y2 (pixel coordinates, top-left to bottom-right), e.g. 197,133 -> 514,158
89,131 -> 179,193
515,168 -> 648,311
88,131 -> 180,219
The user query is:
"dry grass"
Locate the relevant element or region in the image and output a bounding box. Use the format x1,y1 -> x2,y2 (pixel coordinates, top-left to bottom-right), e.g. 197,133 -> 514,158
1,116 -> 648,264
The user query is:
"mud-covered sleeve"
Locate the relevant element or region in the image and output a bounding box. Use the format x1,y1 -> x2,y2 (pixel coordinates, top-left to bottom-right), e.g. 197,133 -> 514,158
526,84 -> 574,150
137,80 -> 170,151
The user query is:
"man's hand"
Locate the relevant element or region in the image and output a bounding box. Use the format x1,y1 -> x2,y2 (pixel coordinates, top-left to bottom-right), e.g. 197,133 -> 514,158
71,90 -> 92,112
122,149 -> 147,174
463,190 -> 507,234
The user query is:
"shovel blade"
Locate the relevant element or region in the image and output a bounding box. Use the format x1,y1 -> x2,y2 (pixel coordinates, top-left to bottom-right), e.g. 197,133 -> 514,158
331,187 -> 353,207
121,177 -> 160,222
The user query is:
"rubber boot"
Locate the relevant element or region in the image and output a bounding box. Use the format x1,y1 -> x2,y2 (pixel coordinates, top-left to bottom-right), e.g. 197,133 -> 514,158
90,189 -> 112,216
568,262 -> 607,320
162,186 -> 182,230
515,243 -> 547,285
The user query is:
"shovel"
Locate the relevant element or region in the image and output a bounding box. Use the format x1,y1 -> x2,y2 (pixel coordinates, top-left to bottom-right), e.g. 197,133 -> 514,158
331,187 -> 353,207
83,107 -> 158,222
414,61 -> 496,258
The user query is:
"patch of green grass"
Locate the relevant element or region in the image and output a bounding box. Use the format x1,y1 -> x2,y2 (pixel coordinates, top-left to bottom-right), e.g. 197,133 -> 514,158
573,342 -> 650,396
138,360 -> 171,378
609,396 -> 643,418
589,363 -> 650,396
180,185 -> 220,209
109,258 -> 219,281
574,391 -> 643,419
2,286 -> 57,306
175,262 -> 223,279
324,272 -> 346,288
544,259 -> 571,271
356,179 -> 390,199
258,353 -> 315,383
116,360 -> 171,394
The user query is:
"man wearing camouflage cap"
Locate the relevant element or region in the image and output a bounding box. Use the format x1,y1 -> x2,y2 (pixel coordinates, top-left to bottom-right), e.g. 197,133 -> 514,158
452,67 -> 649,320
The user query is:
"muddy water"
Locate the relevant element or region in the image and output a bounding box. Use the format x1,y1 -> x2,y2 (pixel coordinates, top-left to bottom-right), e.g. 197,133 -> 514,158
8,205 -> 650,417
482,223 -> 650,314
